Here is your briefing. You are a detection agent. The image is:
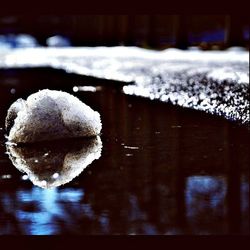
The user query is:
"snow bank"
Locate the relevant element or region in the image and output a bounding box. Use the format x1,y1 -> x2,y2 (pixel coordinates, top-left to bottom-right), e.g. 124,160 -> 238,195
1,46 -> 249,124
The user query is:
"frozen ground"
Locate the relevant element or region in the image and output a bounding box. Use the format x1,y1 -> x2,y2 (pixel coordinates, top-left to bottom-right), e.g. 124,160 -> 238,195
0,46 -> 249,124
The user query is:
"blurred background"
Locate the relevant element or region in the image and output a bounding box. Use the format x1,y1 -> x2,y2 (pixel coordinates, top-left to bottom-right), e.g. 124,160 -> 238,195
0,15 -> 249,49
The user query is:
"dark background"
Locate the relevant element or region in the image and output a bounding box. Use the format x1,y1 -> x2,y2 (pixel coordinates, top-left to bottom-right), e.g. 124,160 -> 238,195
0,15 -> 249,49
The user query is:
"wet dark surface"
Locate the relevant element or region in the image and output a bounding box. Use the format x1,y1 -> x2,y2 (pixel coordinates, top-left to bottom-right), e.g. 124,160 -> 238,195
0,68 -> 249,235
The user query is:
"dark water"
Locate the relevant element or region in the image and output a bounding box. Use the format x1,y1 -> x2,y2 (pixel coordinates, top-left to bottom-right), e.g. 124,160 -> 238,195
0,68 -> 249,235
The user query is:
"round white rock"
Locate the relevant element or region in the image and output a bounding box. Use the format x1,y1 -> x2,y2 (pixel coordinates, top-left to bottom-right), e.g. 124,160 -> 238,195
5,89 -> 102,143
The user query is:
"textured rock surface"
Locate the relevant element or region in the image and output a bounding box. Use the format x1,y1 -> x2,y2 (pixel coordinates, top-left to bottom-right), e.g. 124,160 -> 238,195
5,89 -> 102,143
6,136 -> 102,188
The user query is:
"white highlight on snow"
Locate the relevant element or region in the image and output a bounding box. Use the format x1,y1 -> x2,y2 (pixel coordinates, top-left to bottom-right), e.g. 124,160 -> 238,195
1,46 -> 248,63
52,173 -> 59,179
0,46 -> 248,84
207,68 -> 249,84
22,175 -> 29,180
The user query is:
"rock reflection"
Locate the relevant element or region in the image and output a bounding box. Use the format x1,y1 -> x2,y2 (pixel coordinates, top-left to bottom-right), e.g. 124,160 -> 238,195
6,136 -> 102,188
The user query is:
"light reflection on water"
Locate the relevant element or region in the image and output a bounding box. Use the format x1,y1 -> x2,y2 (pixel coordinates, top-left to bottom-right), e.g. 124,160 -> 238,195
185,176 -> 227,235
1,188 -> 83,235
186,176 -> 227,213
0,175 -> 248,235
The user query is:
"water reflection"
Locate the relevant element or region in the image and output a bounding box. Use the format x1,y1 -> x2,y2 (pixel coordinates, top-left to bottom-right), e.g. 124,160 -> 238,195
0,174 -> 248,235
185,176 -> 227,234
0,68 -> 249,235
0,187 -> 84,234
6,137 -> 102,188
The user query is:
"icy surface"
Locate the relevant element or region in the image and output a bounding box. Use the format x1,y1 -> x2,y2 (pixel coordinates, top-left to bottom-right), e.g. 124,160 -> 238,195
0,47 -> 249,124
6,89 -> 102,143
6,136 -> 102,188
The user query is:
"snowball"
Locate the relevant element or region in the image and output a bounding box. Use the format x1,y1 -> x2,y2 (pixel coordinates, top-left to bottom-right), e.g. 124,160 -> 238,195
5,89 -> 102,143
